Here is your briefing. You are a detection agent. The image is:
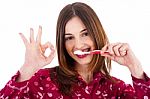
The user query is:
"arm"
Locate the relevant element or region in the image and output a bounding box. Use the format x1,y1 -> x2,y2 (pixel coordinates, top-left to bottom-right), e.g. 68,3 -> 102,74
101,42 -> 145,79
0,26 -> 55,98
0,71 -> 30,98
132,72 -> 150,98
18,26 -> 55,81
111,74 -> 150,98
101,42 -> 150,98
0,69 -> 55,98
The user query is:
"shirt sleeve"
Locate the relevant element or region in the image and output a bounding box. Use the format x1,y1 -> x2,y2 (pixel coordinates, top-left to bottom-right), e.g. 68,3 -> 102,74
119,72 -> 150,98
0,68 -> 59,99
131,72 -> 150,98
0,71 -> 30,99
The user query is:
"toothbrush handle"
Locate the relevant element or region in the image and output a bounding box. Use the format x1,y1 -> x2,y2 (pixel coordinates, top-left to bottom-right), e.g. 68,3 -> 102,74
91,50 -> 109,54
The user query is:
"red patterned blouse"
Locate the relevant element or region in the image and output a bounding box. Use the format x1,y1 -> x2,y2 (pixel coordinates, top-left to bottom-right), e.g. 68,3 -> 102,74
0,67 -> 150,99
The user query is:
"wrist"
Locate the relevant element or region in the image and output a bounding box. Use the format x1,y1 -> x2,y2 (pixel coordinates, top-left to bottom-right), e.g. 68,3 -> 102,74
128,64 -> 144,79
17,64 -> 39,82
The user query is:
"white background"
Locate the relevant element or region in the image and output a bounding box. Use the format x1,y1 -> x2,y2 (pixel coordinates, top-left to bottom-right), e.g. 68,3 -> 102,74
0,0 -> 150,89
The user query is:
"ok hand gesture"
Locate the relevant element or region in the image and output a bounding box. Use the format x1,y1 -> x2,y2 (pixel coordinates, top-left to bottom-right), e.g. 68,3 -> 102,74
18,26 -> 55,81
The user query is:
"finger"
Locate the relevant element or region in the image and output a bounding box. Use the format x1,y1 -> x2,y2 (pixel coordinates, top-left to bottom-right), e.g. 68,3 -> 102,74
101,44 -> 111,56
41,42 -> 51,53
107,43 -> 120,55
102,52 -> 115,61
101,44 -> 108,51
30,28 -> 35,43
41,45 -> 46,53
113,43 -> 123,56
45,42 -> 55,64
119,43 -> 128,56
120,50 -> 127,56
48,42 -> 55,53
119,43 -> 129,51
19,33 -> 29,46
36,25 -> 42,44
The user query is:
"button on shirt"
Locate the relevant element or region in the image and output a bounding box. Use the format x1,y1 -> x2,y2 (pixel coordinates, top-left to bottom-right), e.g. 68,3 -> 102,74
0,67 -> 150,99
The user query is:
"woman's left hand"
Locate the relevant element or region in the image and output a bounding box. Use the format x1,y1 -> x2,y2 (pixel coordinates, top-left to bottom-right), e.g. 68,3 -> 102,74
101,42 -> 144,79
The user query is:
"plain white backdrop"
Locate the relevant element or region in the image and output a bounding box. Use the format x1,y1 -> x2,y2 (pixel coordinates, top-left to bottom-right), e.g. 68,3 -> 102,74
0,0 -> 150,89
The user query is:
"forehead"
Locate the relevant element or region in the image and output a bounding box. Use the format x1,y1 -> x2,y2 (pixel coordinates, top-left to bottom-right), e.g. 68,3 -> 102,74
65,16 -> 86,34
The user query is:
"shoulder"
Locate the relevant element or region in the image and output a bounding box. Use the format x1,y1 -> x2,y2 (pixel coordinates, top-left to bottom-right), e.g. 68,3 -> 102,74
28,67 -> 60,93
96,72 -> 128,88
108,76 -> 133,92
98,72 -> 126,86
30,66 -> 59,82
36,66 -> 58,76
109,76 -> 127,87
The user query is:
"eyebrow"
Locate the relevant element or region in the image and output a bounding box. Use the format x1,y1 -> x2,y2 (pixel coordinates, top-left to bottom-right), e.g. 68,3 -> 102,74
65,28 -> 87,35
80,28 -> 87,33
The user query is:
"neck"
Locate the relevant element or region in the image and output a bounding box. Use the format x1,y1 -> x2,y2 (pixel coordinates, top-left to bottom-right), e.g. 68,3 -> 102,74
75,64 -> 93,83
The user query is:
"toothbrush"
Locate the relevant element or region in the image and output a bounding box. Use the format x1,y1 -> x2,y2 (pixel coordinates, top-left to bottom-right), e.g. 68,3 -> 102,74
74,50 -> 109,55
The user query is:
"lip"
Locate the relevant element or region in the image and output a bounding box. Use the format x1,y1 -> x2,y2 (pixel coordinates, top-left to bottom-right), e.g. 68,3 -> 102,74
74,48 -> 90,54
76,54 -> 88,58
82,48 -> 90,52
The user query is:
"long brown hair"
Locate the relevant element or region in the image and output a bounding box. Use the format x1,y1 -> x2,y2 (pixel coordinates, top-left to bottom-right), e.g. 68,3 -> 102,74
55,2 -> 111,95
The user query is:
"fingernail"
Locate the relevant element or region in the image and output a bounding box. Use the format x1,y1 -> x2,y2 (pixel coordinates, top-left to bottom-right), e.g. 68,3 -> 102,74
39,25 -> 42,28
30,28 -> 33,31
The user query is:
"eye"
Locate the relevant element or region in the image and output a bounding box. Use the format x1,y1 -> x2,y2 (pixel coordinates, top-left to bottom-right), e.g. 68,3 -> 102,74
82,32 -> 89,37
65,36 -> 74,41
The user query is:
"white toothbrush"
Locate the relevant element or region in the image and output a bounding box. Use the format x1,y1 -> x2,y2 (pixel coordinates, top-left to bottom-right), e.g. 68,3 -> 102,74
74,50 -> 109,55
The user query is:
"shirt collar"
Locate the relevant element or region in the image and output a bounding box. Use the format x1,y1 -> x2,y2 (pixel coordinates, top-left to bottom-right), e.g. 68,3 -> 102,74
77,71 -> 106,85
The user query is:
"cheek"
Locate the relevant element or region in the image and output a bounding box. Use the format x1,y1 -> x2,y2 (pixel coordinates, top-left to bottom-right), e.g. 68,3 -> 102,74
65,41 -> 74,53
85,38 -> 95,48
91,41 -> 95,48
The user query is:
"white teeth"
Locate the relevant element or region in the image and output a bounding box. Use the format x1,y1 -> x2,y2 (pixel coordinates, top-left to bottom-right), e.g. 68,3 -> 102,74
83,48 -> 90,52
74,50 -> 84,55
74,50 -> 90,55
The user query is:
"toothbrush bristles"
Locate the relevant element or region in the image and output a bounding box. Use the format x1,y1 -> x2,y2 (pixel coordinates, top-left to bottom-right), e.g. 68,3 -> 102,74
74,50 -> 109,55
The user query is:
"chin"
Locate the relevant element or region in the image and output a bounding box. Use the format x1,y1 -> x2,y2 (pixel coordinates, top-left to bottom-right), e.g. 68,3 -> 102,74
77,60 -> 91,65
73,56 -> 93,65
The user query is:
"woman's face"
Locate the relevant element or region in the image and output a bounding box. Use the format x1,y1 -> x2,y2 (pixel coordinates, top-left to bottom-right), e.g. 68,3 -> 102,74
65,16 -> 95,66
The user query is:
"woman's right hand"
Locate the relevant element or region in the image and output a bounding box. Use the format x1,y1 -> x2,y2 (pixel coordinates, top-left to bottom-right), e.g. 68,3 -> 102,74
18,26 -> 55,81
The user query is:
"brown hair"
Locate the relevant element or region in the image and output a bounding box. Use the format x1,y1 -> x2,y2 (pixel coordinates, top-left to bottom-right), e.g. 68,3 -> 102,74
55,2 -> 111,95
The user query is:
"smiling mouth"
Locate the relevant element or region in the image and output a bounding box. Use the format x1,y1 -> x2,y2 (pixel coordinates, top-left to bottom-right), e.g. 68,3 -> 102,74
82,48 -> 91,52
76,54 -> 88,58
74,48 -> 91,58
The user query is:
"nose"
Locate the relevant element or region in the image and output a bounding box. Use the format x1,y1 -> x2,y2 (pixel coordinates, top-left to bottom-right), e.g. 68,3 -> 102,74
74,39 -> 84,49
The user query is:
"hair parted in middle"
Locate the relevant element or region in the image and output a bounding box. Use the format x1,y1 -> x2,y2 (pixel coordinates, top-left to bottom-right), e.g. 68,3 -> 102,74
55,2 -> 111,95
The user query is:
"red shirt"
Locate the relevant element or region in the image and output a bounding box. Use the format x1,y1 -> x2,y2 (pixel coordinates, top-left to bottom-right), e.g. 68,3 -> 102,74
0,67 -> 150,99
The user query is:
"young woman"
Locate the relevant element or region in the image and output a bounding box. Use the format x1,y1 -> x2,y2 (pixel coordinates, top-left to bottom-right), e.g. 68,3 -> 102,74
0,2 -> 149,99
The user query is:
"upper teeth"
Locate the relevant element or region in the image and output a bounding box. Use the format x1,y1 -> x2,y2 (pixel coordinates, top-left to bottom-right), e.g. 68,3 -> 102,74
74,50 -> 85,55
74,50 -> 90,55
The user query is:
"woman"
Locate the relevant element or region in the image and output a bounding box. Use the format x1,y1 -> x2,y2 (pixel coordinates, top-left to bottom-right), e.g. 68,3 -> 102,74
0,2 -> 149,99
